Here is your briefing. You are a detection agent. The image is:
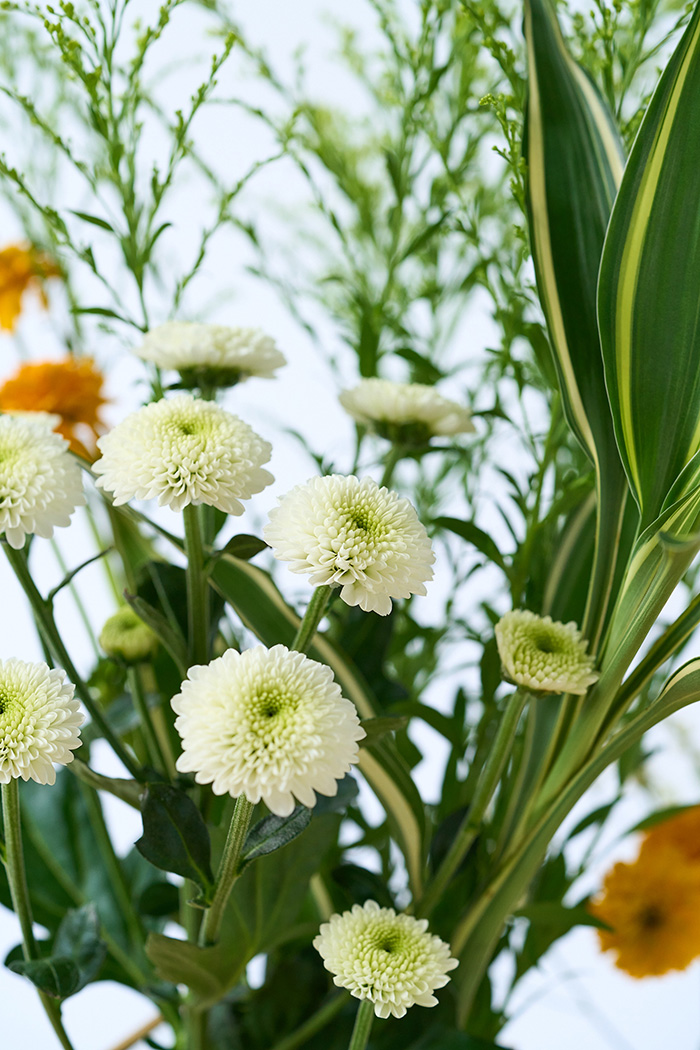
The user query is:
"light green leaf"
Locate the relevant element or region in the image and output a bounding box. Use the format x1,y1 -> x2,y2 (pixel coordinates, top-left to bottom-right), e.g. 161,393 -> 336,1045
598,2 -> 700,524
524,0 -> 631,643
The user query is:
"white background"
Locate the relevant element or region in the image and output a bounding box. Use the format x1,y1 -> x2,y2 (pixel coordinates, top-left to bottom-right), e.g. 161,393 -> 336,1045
1,1 -> 700,1048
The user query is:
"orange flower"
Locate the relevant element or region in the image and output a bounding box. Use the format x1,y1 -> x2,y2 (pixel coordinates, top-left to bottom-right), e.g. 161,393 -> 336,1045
590,843 -> 700,977
639,805 -> 700,863
0,357 -> 107,459
0,243 -> 60,331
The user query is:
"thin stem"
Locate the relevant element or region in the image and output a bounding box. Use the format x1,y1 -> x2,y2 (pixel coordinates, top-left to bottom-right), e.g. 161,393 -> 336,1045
200,795 -> 255,946
127,666 -> 170,775
417,688 -> 528,918
292,585 -> 334,654
380,444 -> 404,489
3,543 -> 143,780
271,994 -> 348,1050
105,1014 -> 163,1050
1,780 -> 76,1050
348,999 -> 374,1050
183,504 -> 209,667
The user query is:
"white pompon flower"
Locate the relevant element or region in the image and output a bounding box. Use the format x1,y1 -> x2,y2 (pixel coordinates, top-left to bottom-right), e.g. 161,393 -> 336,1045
0,659 -> 83,784
339,378 -> 475,442
495,609 -> 599,695
313,900 -> 458,1019
172,645 -> 365,816
0,414 -> 86,549
263,475 -> 435,616
93,394 -> 273,513
134,322 -> 286,387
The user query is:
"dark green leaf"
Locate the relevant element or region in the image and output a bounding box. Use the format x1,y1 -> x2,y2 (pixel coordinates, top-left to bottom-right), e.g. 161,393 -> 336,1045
241,807 -> 312,868
53,904 -> 107,993
136,784 -> 214,892
8,956 -> 80,999
137,881 -> 181,918
359,715 -> 409,744
434,517 -> 508,573
217,534 -> 268,561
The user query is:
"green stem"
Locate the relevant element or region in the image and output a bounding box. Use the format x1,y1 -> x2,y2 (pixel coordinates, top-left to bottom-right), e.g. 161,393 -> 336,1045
1,780 -> 76,1050
347,999 -> 374,1050
183,504 -> 209,667
271,994 -> 348,1050
3,544 -> 142,781
127,666 -> 170,775
292,585 -> 334,654
380,445 -> 404,489
417,688 -> 528,918
200,795 -> 255,946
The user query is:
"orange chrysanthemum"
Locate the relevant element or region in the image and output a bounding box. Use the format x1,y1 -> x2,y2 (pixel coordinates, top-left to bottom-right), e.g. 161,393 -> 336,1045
0,243 -> 60,332
590,844 -> 700,977
0,357 -> 107,458
639,806 -> 700,863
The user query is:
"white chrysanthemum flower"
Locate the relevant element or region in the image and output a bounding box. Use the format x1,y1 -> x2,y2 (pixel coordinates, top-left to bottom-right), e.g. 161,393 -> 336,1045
0,659 -> 83,785
263,475 -> 435,616
99,606 -> 158,665
134,322 -> 286,387
93,394 -> 273,513
495,609 -> 599,695
172,644 -> 365,816
313,900 -> 458,1019
339,378 -> 475,442
0,414 -> 86,549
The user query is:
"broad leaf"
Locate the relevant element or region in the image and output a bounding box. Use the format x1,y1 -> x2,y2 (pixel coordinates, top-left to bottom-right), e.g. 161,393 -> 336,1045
598,2 -> 700,524
136,783 -> 214,893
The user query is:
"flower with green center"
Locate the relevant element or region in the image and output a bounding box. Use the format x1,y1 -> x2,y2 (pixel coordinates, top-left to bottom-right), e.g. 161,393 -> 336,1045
93,394 -> 273,513
99,606 -> 158,664
263,475 -> 435,616
172,644 -> 365,816
0,413 -> 85,549
134,322 -> 286,389
495,609 -> 598,695
313,900 -> 458,1019
339,378 -> 475,444
0,659 -> 83,784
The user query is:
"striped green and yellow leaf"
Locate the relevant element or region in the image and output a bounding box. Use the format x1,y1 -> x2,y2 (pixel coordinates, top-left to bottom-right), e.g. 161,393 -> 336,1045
598,1 -> 700,525
524,0 -> 630,644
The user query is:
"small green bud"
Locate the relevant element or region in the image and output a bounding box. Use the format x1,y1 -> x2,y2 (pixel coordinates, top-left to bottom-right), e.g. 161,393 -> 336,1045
99,606 -> 158,665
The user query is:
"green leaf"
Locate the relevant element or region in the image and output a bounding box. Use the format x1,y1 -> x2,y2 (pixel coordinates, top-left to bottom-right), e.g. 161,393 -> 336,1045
7,956 -> 80,999
359,715 -> 409,744
627,804 -> 698,834
524,0 -> 623,467
147,814 -> 339,1005
433,517 -> 508,573
216,533 -> 268,561
240,807 -> 312,869
53,904 -> 108,993
136,784 -> 214,892
70,210 -> 115,232
524,0 -> 632,641
598,2 -> 700,525
124,592 -> 188,677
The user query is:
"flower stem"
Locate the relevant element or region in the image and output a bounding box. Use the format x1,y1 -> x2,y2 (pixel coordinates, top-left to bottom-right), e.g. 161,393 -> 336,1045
127,666 -> 170,775
271,993 -> 347,1050
417,688 -> 528,918
347,999 -> 374,1050
3,543 -> 143,781
200,795 -> 255,946
380,445 -> 404,489
183,504 -> 210,667
1,779 -> 76,1050
292,585 -> 334,654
